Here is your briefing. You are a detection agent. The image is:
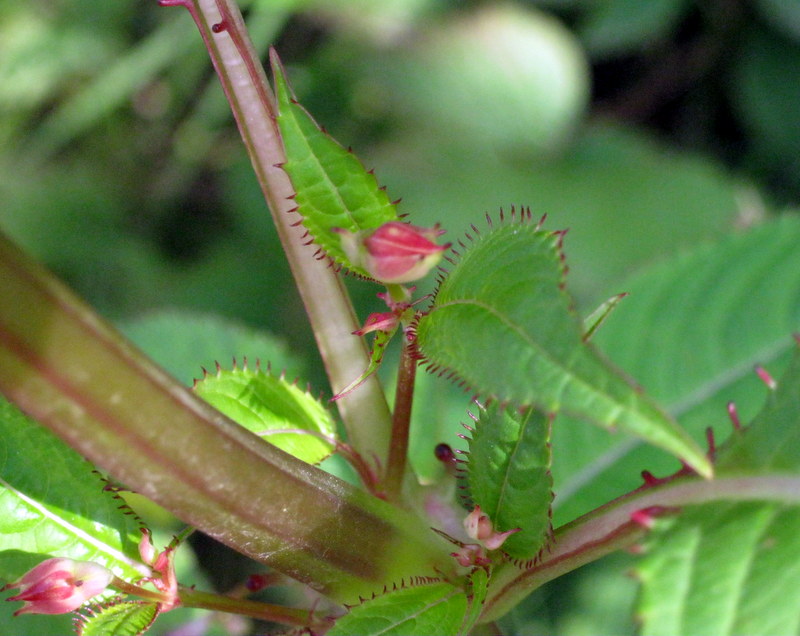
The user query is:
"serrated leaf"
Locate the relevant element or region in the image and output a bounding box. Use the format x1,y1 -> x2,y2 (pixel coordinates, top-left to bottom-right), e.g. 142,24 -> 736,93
636,502 -> 800,636
193,365 -> 336,464
0,398 -> 147,583
414,218 -> 711,477
717,345 -> 800,473
77,600 -> 160,636
467,404 -> 552,560
271,51 -> 400,275
328,581 -> 468,636
552,215 -> 800,525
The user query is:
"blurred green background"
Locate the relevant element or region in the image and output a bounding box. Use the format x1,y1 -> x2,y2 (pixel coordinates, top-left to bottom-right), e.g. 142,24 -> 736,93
2,0 -> 800,634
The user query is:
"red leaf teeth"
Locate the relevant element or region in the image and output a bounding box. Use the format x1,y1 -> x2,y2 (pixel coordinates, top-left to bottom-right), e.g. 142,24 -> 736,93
754,364 -> 777,390
727,401 -> 742,430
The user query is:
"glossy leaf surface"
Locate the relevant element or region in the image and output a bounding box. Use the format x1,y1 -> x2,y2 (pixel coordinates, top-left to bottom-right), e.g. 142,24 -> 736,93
272,53 -> 400,276
328,581 -> 468,636
466,404 -> 553,560
0,398 -> 146,583
414,218 -> 710,477
193,365 -> 336,465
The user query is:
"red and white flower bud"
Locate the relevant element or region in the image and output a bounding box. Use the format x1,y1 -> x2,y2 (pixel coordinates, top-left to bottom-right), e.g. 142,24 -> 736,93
464,505 -> 494,542
363,222 -> 448,284
337,221 -> 449,284
462,505 -> 520,553
3,558 -> 113,616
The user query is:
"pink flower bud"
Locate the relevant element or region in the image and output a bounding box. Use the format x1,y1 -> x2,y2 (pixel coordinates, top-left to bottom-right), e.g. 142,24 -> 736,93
138,528 -> 157,565
3,558 -> 113,616
362,222 -> 449,284
462,505 -> 520,552
464,505 -> 494,542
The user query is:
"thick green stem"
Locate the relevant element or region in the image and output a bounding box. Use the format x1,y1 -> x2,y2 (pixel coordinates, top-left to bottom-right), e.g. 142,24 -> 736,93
159,0 -> 392,464
482,473 -> 800,621
0,234 -> 453,603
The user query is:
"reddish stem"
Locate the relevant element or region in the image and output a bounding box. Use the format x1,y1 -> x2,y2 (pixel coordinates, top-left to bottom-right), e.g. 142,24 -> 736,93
384,334 -> 417,500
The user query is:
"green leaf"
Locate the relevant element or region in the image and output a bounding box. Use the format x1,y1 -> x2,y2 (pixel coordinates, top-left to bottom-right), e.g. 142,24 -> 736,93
77,600 -> 160,636
461,567 -> 490,635
271,51 -> 400,276
328,581 -> 468,636
717,345 -> 800,473
583,293 -> 627,342
193,365 -> 336,465
334,328 -> 395,401
636,502 -> 800,636
0,398 -> 147,583
466,404 -> 553,560
414,217 -> 711,477
119,309 -> 305,386
552,215 -> 800,524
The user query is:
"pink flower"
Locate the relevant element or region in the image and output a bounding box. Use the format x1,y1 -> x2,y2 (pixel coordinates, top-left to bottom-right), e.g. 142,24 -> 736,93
3,558 -> 113,616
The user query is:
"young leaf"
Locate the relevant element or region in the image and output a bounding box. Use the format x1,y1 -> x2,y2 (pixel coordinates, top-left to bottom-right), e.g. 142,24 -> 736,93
77,600 -> 160,636
461,567 -> 490,635
0,398 -> 147,583
466,404 -> 553,560
582,293 -> 627,341
327,580 -> 468,636
333,328 -> 394,401
271,51 -> 401,276
193,364 -> 336,465
636,502 -> 800,636
414,216 -> 711,477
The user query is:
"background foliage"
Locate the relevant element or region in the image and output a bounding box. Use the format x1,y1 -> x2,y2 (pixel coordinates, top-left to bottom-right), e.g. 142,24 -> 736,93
2,0 -> 800,634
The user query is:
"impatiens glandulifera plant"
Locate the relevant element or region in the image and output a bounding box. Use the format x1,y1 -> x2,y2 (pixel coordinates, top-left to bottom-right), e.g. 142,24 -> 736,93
1,1 -> 800,634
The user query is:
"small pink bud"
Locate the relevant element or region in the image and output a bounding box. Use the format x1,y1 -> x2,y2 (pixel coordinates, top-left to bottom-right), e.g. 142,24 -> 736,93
451,544 -> 490,568
139,528 -> 157,565
352,312 -> 398,336
363,222 -> 449,284
3,558 -> 113,616
463,505 -> 494,542
483,527 -> 521,551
